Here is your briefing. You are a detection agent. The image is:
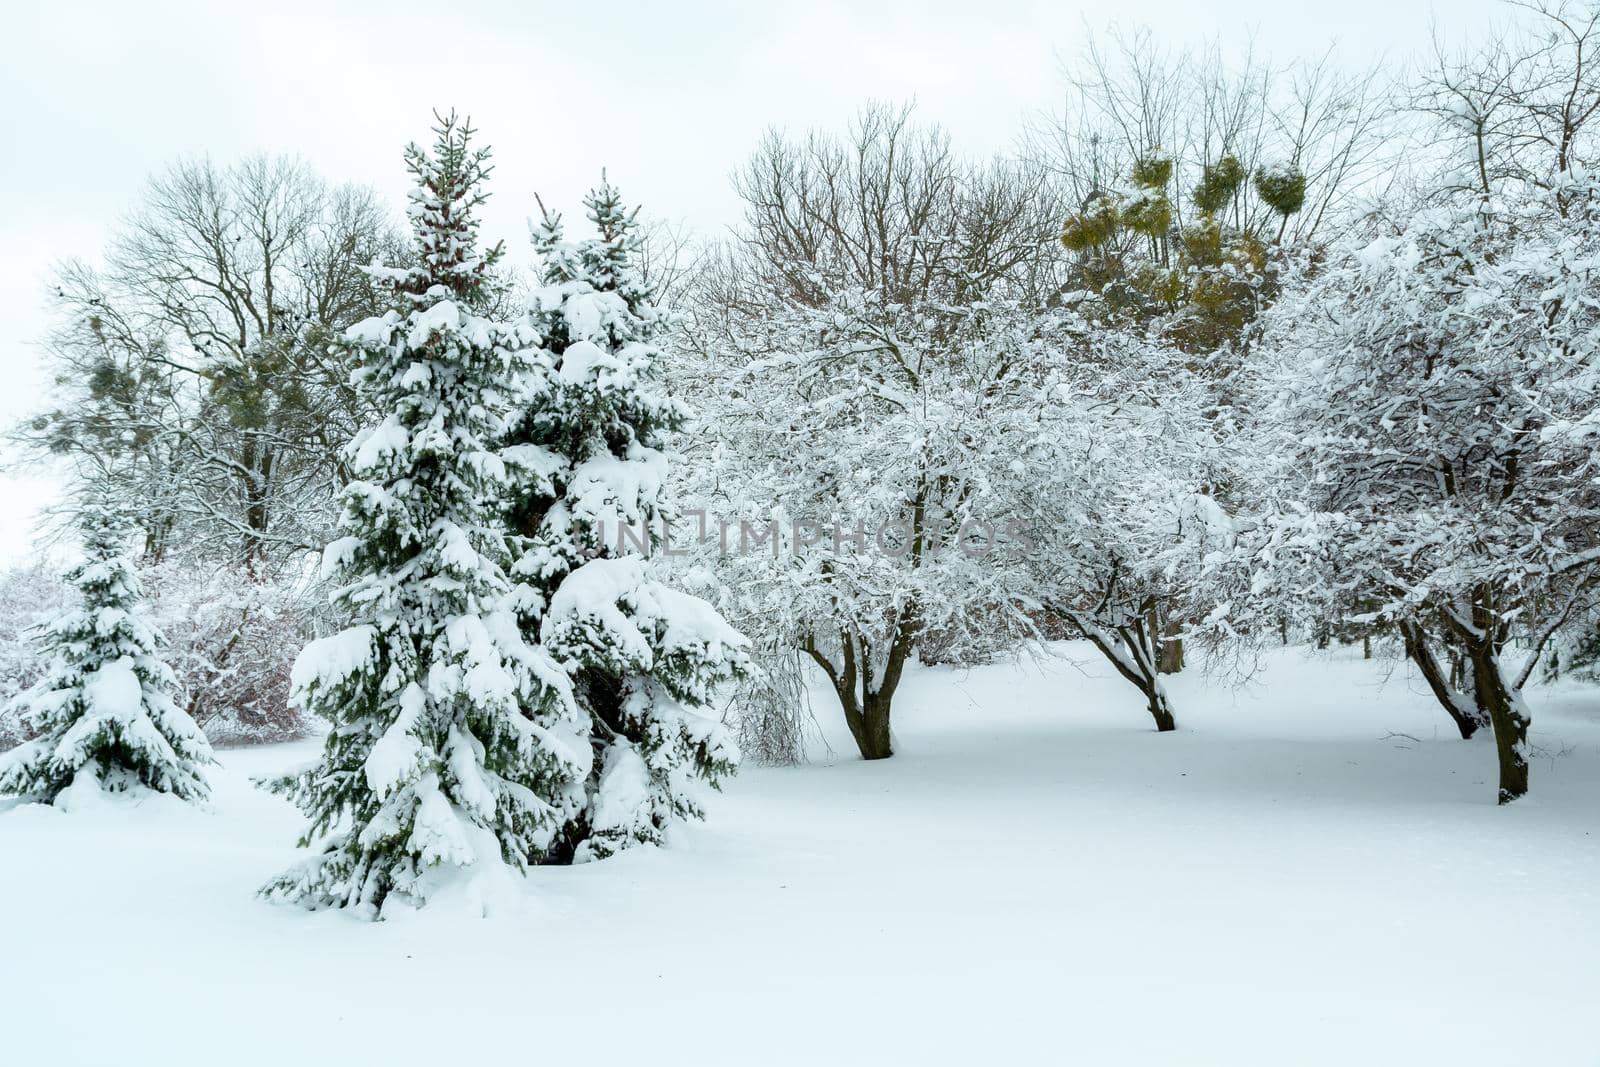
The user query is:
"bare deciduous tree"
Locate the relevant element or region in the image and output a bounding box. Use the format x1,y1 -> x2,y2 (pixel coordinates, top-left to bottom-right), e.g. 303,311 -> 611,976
24,156 -> 403,569
1419,0 -> 1600,199
1026,26 -> 1394,245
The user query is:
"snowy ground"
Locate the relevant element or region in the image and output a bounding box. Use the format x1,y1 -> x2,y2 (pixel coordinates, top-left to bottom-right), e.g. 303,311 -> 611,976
1,642 -> 1597,1066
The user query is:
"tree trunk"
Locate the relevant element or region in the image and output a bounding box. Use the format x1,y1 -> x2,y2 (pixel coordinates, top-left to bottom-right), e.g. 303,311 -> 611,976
1449,643 -> 1468,691
804,612 -> 914,762
836,679 -> 895,760
1439,590 -> 1532,804
1159,615 -> 1184,674
829,670 -> 894,761
239,437 -> 273,563
1466,640 -> 1530,804
1147,603 -> 1184,674
1400,621 -> 1485,740
1143,680 -> 1177,733
855,692 -> 894,760
1069,609 -> 1178,732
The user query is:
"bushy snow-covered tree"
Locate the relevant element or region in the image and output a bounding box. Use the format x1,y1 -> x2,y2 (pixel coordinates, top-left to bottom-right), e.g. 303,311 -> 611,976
677,107 -> 1068,759
1021,327 -> 1238,732
264,114 -> 588,913
1219,4 -> 1600,802
0,484 -> 213,805
682,105 -> 1235,749
143,559 -> 319,744
504,179 -> 749,862
690,285 -> 1049,759
26,159 -> 401,569
1238,175 -> 1600,803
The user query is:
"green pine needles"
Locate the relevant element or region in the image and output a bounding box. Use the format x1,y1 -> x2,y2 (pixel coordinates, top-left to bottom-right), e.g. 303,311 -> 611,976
264,116 -> 749,915
262,113 -> 588,914
510,177 -> 750,863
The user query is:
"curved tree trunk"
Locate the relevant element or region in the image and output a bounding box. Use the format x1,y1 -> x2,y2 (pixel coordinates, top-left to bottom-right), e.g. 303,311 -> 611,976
1400,620 -> 1487,740
1143,680 -> 1177,733
852,693 -> 895,761
804,607 -> 916,762
1067,609 -> 1178,732
828,666 -> 894,761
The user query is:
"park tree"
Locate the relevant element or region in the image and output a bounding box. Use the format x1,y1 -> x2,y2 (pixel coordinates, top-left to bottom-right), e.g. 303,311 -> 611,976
0,482 -> 213,806
501,178 -> 750,860
1240,167 -> 1600,802
26,156 -> 403,568
264,115 -> 586,914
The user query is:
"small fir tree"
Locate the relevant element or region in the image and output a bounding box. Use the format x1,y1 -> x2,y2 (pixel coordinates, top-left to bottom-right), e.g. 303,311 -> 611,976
263,113 -> 587,913
506,178 -> 749,862
0,483 -> 213,805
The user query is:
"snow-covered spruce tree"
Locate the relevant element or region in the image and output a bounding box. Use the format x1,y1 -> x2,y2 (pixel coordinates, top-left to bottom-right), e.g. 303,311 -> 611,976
502,179 -> 749,862
264,114 -> 588,912
0,483 -> 212,805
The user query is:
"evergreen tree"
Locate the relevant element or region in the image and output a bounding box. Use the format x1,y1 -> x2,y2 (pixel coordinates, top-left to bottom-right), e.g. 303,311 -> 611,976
263,114 -> 587,913
0,482 -> 213,805
506,179 -> 749,862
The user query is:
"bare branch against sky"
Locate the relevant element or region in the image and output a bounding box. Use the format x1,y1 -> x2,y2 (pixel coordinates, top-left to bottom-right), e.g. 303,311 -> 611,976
0,0 -> 1494,559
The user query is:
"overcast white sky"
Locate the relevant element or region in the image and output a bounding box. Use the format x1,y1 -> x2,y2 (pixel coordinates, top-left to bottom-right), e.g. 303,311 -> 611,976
0,0 -> 1503,561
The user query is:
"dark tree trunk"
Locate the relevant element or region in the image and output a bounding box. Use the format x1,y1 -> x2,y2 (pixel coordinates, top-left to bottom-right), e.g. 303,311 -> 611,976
1449,643 -> 1468,691
239,437 -> 274,563
804,608 -> 916,762
848,692 -> 894,761
1144,682 -> 1177,733
1068,609 -> 1178,732
1439,590 -> 1532,804
1400,620 -> 1485,740
1148,603 -> 1184,674
1159,617 -> 1185,675
828,666 -> 893,761
1467,640 -> 1530,804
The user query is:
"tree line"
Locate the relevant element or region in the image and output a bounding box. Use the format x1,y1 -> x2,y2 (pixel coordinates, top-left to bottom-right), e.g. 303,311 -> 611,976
1,1 -> 1597,871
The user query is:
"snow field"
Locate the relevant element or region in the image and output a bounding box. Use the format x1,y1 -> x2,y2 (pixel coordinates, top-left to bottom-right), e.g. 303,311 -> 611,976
1,643 -> 1595,1065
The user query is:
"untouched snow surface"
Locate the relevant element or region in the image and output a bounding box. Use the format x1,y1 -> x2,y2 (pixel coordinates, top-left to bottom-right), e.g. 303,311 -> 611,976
1,643 -> 1597,1065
